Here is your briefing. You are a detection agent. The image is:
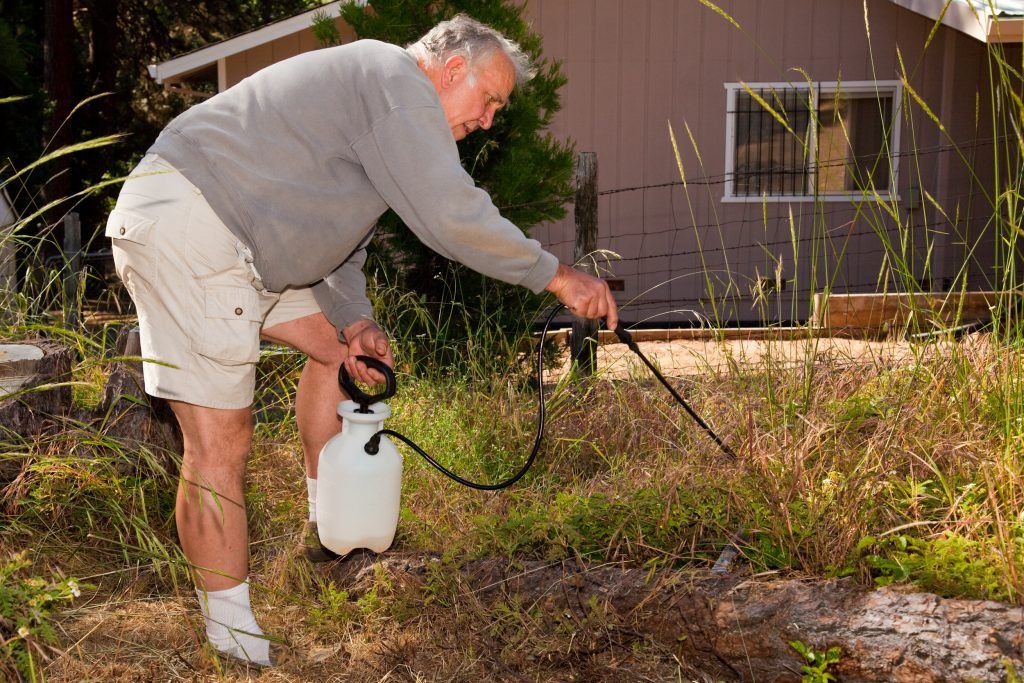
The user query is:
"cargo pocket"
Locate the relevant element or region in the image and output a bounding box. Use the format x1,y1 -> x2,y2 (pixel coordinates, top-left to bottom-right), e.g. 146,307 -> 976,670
105,208 -> 155,245
194,285 -> 262,365
106,209 -> 157,296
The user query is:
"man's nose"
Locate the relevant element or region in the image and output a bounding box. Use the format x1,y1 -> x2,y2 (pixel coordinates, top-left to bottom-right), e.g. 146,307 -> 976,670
480,109 -> 495,129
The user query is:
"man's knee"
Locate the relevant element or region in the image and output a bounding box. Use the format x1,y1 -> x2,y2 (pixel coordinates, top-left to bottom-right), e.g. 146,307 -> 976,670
262,312 -> 346,366
169,401 -> 254,464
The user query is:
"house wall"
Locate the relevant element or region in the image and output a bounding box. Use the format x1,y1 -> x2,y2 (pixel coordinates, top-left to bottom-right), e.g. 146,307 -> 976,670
209,1 -> 1001,325
524,0 -> 999,325
221,17 -> 354,89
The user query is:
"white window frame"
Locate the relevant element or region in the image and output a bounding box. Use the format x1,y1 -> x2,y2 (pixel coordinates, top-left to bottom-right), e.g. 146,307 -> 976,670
722,80 -> 903,203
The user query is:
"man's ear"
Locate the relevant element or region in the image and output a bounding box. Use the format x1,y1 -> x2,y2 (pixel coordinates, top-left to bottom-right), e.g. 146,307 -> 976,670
442,55 -> 467,88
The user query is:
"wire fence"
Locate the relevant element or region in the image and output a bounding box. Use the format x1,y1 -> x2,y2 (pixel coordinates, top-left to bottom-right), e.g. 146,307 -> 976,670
521,136 -> 999,326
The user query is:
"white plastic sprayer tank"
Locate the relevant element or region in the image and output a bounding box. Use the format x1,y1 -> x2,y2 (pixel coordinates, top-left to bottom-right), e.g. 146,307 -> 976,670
316,400 -> 402,556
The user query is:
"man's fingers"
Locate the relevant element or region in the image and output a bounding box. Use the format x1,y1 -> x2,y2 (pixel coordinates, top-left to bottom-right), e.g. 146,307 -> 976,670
554,268 -> 618,329
353,355 -> 393,387
605,289 -> 618,330
356,363 -> 381,387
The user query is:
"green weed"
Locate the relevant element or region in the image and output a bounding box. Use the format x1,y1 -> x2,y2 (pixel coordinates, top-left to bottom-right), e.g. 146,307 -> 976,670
0,552 -> 89,682
789,640 -> 842,683
861,533 -> 1016,601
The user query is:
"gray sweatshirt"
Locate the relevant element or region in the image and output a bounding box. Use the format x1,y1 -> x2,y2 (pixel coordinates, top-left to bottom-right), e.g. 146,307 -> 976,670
148,40 -> 559,331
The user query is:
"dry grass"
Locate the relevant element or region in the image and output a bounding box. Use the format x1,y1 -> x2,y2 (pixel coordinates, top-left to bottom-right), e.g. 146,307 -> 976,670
2,328 -> 1016,681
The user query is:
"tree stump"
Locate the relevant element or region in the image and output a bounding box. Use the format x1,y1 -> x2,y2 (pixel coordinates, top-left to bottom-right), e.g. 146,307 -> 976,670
0,340 -> 75,482
0,341 -> 74,432
97,327 -> 182,468
323,554 -> 1024,682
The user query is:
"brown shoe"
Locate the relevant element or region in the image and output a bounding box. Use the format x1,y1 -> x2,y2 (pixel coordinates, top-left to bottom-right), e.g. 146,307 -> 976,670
302,520 -> 341,563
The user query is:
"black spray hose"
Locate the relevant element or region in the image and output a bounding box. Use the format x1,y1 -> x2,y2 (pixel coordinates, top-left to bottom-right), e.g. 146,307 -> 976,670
362,304 -> 561,490
610,326 -> 737,460
362,304 -> 736,491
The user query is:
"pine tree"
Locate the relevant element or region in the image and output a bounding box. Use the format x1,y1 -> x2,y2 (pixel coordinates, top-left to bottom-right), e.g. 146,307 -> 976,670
316,0 -> 574,373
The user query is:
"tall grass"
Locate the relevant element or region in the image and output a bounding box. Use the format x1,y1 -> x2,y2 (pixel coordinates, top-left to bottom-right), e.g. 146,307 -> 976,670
652,0 -> 1024,600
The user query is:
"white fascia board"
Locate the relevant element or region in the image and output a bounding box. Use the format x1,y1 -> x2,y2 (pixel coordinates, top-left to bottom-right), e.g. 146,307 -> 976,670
887,0 -> 990,42
148,0 -> 365,84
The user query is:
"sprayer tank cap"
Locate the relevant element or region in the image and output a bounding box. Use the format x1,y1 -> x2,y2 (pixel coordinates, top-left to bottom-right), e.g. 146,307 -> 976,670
337,399 -> 392,422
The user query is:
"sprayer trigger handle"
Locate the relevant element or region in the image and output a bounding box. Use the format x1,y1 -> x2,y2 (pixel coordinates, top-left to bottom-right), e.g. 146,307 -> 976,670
338,355 -> 397,410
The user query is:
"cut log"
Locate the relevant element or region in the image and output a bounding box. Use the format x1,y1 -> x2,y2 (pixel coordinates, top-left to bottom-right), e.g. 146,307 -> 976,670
97,327 -> 182,466
0,340 -> 75,481
322,554 -> 1024,682
0,340 -> 73,432
0,344 -> 45,394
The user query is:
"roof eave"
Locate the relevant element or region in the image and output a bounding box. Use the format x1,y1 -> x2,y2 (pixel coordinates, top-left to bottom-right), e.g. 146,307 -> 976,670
148,0 -> 361,84
988,16 -> 1024,42
889,0 -> 992,41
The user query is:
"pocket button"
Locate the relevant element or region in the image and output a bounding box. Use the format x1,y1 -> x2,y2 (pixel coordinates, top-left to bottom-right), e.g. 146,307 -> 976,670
119,226 -> 126,235
235,307 -> 243,316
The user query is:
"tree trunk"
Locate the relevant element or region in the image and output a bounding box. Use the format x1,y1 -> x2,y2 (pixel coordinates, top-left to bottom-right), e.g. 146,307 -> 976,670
43,0 -> 74,232
97,326 -> 182,468
323,554 -> 1024,682
82,0 -> 121,145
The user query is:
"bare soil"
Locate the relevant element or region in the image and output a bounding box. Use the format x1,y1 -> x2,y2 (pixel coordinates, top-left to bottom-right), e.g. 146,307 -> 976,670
550,335 -> 919,380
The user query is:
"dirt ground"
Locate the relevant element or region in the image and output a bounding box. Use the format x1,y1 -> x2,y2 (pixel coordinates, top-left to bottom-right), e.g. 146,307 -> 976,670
550,334 -> 919,380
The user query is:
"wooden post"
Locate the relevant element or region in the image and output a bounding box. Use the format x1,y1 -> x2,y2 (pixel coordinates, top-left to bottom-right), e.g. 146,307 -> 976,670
0,190 -> 17,320
63,212 -> 81,328
570,152 -> 598,376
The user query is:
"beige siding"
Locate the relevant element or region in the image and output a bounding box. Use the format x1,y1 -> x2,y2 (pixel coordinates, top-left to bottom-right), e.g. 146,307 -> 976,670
221,17 -> 353,89
525,0 -> 997,324
210,1 -> 999,324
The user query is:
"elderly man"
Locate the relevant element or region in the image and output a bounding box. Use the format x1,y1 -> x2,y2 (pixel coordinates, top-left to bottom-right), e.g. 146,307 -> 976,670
106,14 -> 616,666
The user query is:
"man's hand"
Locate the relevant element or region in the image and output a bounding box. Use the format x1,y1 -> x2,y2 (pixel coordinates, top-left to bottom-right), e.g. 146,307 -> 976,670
340,319 -> 394,386
544,263 -> 619,330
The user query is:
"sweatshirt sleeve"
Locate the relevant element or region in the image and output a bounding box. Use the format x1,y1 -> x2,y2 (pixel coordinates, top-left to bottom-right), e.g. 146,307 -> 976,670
349,105 -> 559,294
311,244 -> 374,333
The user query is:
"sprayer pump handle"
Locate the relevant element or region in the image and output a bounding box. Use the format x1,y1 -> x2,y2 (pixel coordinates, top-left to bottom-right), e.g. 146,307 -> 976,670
338,355 -> 397,412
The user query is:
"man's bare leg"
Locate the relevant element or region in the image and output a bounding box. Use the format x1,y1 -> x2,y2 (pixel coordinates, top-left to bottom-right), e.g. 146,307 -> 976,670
169,400 -> 253,591
169,400 -> 270,664
261,313 -> 348,560
262,313 -> 348,478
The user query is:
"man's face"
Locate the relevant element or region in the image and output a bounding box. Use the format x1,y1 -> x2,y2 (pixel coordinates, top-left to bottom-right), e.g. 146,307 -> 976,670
437,52 -> 515,141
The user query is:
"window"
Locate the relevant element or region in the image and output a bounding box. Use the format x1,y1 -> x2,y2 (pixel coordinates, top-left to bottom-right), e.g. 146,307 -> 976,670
724,81 -> 901,201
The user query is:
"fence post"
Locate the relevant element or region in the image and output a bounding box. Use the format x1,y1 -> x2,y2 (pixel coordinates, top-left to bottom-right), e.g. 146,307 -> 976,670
570,152 -> 598,377
63,212 -> 81,328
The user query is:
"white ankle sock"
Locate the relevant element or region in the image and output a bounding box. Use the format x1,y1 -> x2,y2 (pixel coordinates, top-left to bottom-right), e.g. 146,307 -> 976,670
196,580 -> 270,666
307,477 -> 317,522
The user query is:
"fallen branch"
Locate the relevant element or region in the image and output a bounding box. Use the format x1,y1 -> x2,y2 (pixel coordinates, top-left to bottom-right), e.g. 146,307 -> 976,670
323,553 -> 1024,682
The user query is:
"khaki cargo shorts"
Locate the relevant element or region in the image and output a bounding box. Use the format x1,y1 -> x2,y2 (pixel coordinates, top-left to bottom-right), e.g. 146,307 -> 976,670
107,154 -> 321,409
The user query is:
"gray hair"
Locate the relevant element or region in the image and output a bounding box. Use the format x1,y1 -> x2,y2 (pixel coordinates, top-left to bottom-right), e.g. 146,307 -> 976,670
407,14 -> 536,88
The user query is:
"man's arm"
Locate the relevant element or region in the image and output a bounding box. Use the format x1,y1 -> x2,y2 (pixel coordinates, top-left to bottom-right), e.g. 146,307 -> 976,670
350,105 -> 559,294
351,104 -> 618,329
310,245 -> 394,385
311,245 -> 374,333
